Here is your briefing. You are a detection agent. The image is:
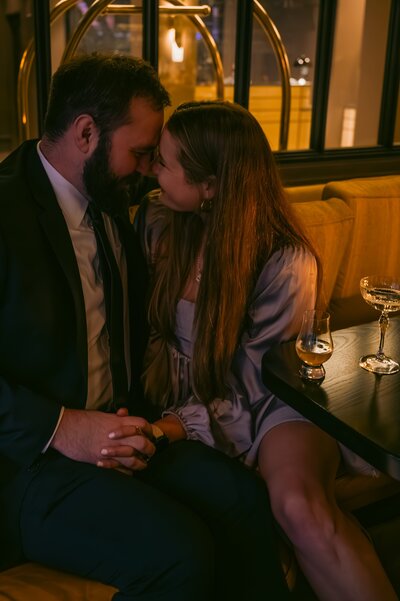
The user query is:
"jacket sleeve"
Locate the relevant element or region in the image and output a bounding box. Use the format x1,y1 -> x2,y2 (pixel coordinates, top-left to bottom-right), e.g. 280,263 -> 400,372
0,175 -> 80,468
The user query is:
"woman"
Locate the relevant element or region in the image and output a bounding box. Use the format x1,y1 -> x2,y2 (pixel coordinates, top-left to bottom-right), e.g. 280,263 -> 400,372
106,101 -> 398,601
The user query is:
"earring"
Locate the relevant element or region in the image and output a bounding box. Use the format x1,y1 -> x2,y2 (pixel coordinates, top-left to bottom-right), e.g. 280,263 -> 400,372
200,197 -> 213,212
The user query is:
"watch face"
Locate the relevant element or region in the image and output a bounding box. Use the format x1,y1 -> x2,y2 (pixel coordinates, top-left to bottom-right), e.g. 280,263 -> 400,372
151,424 -> 164,440
151,424 -> 169,451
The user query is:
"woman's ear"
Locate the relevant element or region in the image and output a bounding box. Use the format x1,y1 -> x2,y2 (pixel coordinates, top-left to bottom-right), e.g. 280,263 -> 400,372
73,114 -> 99,154
202,175 -> 217,199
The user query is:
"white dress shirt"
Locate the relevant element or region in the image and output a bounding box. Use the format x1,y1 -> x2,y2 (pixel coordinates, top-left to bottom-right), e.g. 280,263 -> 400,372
37,144 -> 131,447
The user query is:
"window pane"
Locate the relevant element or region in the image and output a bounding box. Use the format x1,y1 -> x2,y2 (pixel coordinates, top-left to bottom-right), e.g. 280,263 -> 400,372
0,1 -> 34,159
192,0 -> 320,151
2,0 -> 398,160
1,0 -> 320,155
250,0 -> 319,151
325,0 -> 391,149
67,0 -> 143,55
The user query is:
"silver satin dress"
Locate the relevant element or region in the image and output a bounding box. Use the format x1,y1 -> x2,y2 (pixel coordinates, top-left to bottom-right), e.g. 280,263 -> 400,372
141,200 -> 377,476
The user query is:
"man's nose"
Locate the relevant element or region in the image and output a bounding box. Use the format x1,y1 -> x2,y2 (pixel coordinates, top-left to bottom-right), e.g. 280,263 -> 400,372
136,154 -> 153,176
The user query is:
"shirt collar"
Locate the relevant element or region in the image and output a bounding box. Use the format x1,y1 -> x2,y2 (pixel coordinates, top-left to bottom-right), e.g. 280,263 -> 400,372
37,142 -> 88,230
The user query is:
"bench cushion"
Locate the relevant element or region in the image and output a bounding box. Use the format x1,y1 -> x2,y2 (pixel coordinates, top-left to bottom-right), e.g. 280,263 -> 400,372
0,563 -> 117,601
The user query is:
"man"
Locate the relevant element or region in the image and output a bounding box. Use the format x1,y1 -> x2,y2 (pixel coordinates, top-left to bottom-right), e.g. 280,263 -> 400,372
0,54 -> 290,600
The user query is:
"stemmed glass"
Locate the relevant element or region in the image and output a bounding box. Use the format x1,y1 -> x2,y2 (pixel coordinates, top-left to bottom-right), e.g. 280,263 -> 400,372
295,310 -> 334,382
359,275 -> 400,374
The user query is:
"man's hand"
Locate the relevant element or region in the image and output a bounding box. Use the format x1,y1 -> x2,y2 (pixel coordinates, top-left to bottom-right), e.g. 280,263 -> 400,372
99,414 -> 187,470
96,417 -> 159,470
50,409 -> 155,471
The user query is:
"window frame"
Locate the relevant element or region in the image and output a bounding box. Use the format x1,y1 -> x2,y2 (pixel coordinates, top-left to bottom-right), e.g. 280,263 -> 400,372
277,0 -> 400,185
31,0 -> 400,186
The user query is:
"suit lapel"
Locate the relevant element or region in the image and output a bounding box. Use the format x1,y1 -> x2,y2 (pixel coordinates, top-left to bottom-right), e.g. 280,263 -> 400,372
23,141 -> 150,404
26,145 -> 88,373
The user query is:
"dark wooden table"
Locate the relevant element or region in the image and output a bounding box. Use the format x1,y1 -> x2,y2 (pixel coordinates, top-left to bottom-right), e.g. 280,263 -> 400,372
262,317 -> 400,479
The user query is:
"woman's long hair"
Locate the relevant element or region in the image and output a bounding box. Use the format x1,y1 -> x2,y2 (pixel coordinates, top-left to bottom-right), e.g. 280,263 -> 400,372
148,101 -> 318,403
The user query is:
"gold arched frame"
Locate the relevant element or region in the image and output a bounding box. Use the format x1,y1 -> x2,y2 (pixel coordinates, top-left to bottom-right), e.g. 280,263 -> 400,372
18,1 -> 216,140
253,0 -> 291,151
18,1 -> 291,148
18,0 -> 78,140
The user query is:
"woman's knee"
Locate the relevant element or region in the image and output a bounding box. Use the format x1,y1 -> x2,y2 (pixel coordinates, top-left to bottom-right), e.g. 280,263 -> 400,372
270,485 -> 339,550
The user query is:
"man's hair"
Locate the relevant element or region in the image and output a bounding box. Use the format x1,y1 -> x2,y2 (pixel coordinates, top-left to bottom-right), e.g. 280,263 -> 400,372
44,53 -> 170,141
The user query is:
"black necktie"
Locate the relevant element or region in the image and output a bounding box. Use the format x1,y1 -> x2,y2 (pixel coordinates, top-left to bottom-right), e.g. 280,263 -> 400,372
87,203 -> 128,409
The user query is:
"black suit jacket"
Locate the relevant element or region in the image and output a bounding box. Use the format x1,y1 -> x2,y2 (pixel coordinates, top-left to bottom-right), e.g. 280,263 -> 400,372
0,140 -> 149,490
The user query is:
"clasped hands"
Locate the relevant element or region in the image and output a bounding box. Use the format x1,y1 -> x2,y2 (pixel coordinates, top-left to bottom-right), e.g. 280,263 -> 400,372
99,407 -> 155,472
51,407 -> 157,473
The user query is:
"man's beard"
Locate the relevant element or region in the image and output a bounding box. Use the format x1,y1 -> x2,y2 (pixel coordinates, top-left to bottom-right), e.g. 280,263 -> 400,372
83,133 -> 141,217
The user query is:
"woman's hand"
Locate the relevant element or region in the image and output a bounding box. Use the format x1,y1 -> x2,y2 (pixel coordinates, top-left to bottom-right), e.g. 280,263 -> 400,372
99,414 -> 186,470
98,412 -> 156,471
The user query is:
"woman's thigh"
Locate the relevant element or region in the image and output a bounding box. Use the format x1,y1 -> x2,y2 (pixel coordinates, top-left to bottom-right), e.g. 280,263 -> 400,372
259,421 -> 341,501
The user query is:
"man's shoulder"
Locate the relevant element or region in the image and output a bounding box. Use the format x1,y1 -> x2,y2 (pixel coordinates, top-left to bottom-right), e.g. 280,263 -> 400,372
0,140 -> 39,183
0,140 -> 42,212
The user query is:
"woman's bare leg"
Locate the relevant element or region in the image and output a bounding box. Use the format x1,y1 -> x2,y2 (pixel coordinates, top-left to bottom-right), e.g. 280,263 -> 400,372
259,422 -> 398,601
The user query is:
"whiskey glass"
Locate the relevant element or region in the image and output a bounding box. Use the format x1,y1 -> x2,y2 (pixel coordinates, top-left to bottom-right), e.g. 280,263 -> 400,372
296,310 -> 333,381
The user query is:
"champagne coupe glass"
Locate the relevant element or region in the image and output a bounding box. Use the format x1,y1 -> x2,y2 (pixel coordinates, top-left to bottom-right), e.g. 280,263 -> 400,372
359,275 -> 400,374
296,310 -> 334,381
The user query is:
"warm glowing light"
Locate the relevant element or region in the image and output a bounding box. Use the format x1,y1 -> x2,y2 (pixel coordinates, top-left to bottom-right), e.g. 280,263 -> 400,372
341,107 -> 357,147
167,28 -> 184,63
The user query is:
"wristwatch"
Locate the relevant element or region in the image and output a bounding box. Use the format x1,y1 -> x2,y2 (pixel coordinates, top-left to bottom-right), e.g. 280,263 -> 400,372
151,424 -> 169,452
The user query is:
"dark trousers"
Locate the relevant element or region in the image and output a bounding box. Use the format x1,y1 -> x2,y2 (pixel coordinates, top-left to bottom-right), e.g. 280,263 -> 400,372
15,441 -> 290,600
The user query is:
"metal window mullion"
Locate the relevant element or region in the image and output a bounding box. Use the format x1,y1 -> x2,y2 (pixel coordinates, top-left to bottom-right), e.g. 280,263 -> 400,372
309,0 -> 337,152
378,0 -> 400,147
233,1 -> 253,108
33,0 -> 52,136
142,0 -> 159,71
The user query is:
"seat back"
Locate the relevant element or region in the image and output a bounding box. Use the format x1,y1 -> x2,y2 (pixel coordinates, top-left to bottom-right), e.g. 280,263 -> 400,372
322,176 -> 400,329
292,197 -> 354,313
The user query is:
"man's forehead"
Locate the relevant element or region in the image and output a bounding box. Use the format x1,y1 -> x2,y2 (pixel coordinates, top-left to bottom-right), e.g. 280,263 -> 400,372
113,100 -> 164,148
126,96 -> 164,122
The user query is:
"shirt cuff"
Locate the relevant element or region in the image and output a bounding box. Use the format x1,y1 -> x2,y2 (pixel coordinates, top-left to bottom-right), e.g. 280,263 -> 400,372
42,406 -> 65,453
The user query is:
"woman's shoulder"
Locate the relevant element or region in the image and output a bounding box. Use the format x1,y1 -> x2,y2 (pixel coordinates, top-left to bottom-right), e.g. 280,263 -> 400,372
266,244 -> 316,273
253,244 -> 317,297
134,190 -> 171,259
245,244 -> 317,327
